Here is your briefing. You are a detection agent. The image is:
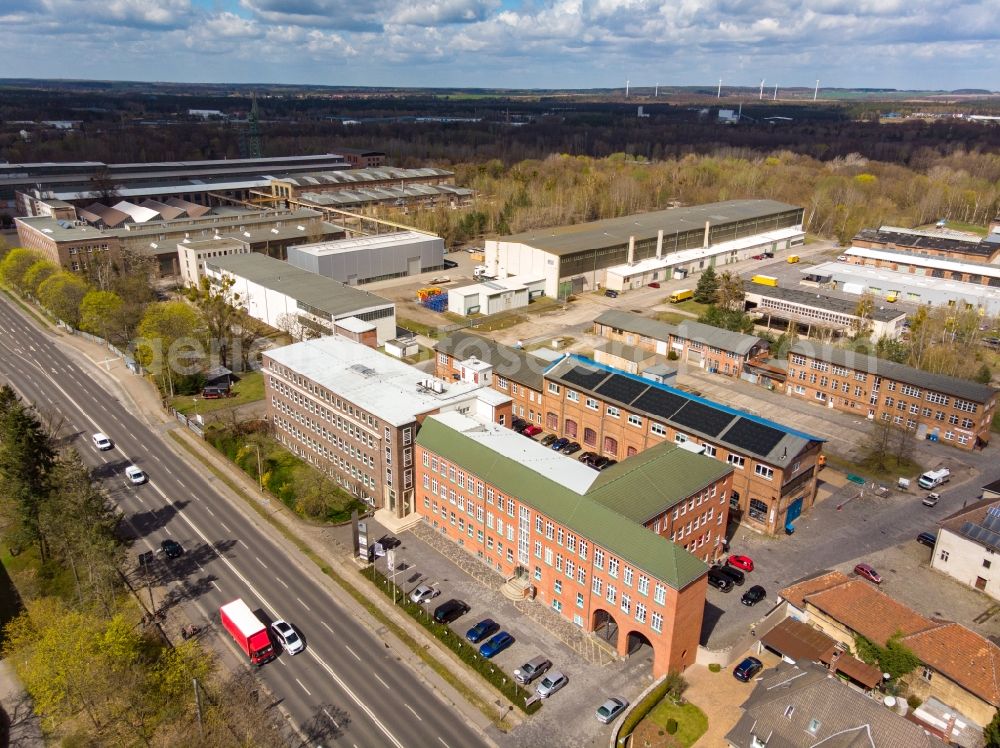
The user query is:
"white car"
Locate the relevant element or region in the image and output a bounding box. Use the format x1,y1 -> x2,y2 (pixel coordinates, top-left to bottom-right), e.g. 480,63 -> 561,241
125,465 -> 147,485
596,696 -> 629,723
270,619 -> 304,655
92,432 -> 113,450
409,584 -> 440,604
536,671 -> 568,699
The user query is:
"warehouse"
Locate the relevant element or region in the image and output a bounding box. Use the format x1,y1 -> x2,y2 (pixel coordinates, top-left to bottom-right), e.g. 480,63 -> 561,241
286,230 -> 444,285
203,253 -> 396,344
485,200 -> 804,299
744,285 -> 907,340
844,245 -> 1000,288
446,275 -> 545,316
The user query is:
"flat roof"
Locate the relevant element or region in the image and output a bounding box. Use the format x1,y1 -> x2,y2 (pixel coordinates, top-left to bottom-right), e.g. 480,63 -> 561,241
209,254 -> 393,319
265,336 -> 485,427
846,246 -> 1000,278
790,341 -> 998,403
291,230 -> 439,256
745,285 -> 906,322
805,261 -> 1000,305
498,200 -> 802,256
418,412 -> 721,588
594,309 -> 762,356
855,226 -> 994,257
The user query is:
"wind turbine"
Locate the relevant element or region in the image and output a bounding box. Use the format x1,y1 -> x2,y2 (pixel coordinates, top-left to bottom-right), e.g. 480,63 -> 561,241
717,79 -> 722,98
626,79 -> 630,98
813,80 -> 820,101
759,79 -> 765,100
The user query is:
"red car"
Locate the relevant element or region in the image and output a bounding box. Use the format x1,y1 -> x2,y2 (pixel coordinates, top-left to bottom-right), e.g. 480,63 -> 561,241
854,563 -> 882,584
727,555 -> 754,572
648,282 -> 661,289
522,425 -> 543,437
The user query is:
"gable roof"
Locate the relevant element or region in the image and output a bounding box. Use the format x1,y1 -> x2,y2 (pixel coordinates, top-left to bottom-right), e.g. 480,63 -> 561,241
416,413 -> 720,589
904,623 -> 1000,708
725,662 -> 943,748
595,309 -> 763,356
433,331 -> 549,391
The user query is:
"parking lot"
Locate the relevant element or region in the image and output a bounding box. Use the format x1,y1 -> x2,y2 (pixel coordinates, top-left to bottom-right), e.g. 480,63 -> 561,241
362,519 -> 658,748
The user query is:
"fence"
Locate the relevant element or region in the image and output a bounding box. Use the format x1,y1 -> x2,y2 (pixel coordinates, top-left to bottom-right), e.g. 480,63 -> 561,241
60,322 -> 147,376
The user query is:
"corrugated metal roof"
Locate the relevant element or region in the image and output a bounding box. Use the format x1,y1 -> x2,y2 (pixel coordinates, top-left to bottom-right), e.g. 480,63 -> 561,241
434,331 -> 550,391
595,309 -> 762,355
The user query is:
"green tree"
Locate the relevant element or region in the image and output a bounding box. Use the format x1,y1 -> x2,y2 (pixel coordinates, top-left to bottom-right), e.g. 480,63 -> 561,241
699,305 -> 755,334
22,259 -> 60,297
852,293 -> 875,337
975,363 -> 992,384
0,248 -> 47,294
187,275 -> 241,369
79,289 -> 125,344
854,632 -> 921,681
37,272 -> 89,326
716,271 -> 745,312
135,301 -> 205,397
984,708 -> 1000,748
694,266 -> 719,304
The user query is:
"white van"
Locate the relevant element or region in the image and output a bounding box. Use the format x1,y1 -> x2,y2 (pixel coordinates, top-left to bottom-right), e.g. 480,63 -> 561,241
125,465 -> 147,485
918,468 -> 950,490
92,432 -> 113,451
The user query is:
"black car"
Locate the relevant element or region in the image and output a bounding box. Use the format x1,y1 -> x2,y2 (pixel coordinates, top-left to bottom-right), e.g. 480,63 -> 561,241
511,418 -> 528,433
916,531 -> 937,547
597,459 -> 617,471
714,564 -> 745,587
433,599 -> 470,624
443,259 -> 459,269
161,538 -> 183,559
604,289 -> 619,298
590,455 -> 609,470
741,585 -> 766,606
578,451 -> 598,464
377,534 -> 401,550
560,441 -> 581,455
706,568 -> 733,592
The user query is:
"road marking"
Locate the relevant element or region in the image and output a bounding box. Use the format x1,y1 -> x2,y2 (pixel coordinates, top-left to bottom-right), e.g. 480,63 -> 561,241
128,431 -> 136,439
255,556 -> 268,568
277,578 -> 289,589
220,522 -> 231,533
239,539 -> 249,549
322,708 -> 340,729
404,703 -> 421,720
204,507 -> 214,516
294,678 -> 311,697
154,455 -> 163,463
296,597 -> 311,612
321,621 -> 334,634
345,645 -> 361,661
438,738 -> 451,748
211,580 -> 221,591
373,673 -> 389,690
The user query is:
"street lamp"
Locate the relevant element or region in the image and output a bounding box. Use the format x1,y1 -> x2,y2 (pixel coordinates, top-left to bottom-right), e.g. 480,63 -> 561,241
245,443 -> 263,493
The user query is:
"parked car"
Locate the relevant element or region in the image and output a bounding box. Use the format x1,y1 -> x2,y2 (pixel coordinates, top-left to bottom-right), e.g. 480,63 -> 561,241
92,432 -> 113,451
551,437 -> 570,451
707,568 -> 734,592
160,538 -> 183,559
596,696 -> 629,723
727,555 -> 754,572
270,619 -> 304,655
741,585 -> 767,606
511,418 -> 528,433
377,534 -> 401,550
922,492 -> 941,507
409,584 -> 440,604
854,563 -> 882,584
733,656 -> 763,682
560,441 -> 581,455
479,631 -> 515,658
536,671 -> 568,698
433,599 -> 470,623
597,459 -> 618,471
714,565 -> 745,587
648,282 -> 661,289
540,434 -> 559,447
578,451 -> 597,463
125,465 -> 147,485
522,425 -> 542,437
916,531 -> 937,547
465,618 -> 500,644
443,259 -> 459,269
513,656 -> 552,685
837,254 -> 848,261
604,289 -> 619,298
590,455 -> 610,470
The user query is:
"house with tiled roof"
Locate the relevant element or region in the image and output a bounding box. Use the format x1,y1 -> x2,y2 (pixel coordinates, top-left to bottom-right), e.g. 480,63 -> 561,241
779,571 -> 1000,726
931,497 -> 1000,601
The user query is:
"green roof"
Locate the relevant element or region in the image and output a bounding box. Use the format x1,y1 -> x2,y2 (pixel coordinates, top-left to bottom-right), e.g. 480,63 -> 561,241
416,417 -> 727,589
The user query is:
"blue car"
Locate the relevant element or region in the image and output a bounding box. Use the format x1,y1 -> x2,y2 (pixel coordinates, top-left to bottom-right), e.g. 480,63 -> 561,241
551,437 -> 569,451
733,656 -> 763,682
465,618 -> 500,644
479,631 -> 515,658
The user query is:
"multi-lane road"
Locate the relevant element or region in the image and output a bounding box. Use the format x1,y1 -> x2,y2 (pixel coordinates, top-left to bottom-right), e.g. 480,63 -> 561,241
0,295 -> 491,748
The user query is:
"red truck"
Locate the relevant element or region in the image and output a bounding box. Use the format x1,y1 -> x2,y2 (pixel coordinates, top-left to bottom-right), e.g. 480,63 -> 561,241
219,598 -> 276,665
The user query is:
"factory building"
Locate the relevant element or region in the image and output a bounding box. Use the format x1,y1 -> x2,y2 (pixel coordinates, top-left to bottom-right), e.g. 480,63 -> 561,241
286,230 -> 445,285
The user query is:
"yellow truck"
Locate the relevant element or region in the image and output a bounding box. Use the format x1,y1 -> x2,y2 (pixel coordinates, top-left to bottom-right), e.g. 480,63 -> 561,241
751,275 -> 779,287
786,254 -> 800,263
668,289 -> 694,303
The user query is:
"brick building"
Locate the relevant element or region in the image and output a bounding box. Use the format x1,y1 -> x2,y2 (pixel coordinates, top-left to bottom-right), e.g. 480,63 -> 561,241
852,226 -> 1000,263
786,342 -> 998,449
263,335 -> 510,517
415,411 -> 733,676
593,310 -> 765,379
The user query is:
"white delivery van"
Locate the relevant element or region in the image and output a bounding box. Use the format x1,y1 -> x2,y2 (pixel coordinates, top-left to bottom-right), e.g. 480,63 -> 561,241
918,468 -> 950,490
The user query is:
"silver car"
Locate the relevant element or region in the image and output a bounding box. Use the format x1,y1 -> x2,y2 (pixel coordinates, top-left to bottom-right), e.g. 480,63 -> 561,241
409,584 -> 440,604
270,619 -> 304,655
535,671 -> 568,699
596,696 -> 629,723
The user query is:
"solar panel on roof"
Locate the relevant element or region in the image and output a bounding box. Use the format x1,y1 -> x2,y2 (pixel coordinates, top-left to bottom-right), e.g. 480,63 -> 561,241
959,521 -> 1000,550
560,365 -> 609,391
984,507 -> 1000,532
723,418 -> 786,456
632,388 -> 686,419
671,401 -> 733,437
595,375 -> 649,405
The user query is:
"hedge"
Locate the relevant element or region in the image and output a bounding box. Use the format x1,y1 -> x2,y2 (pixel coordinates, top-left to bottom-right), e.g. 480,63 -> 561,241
361,565 -> 542,715
617,676 -> 674,745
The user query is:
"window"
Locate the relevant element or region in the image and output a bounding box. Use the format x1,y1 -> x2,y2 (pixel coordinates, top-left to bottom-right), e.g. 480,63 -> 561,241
606,406 -> 620,418
545,521 -> 554,540
637,575 -> 649,595
703,444 -> 716,457
635,602 -> 647,624
534,566 -> 542,580
496,376 -> 509,390
552,599 -> 562,612
586,397 -> 599,410
566,389 -> 578,402
628,414 -> 642,427
620,594 -> 631,615
577,593 -> 584,608
784,705 -> 795,719
544,548 -> 553,566
984,559 -> 992,569
728,454 -> 745,469
654,583 -> 666,604
921,666 -> 933,682
650,422 -> 667,436
606,585 -> 616,604
579,540 -> 588,559
547,382 -> 561,395
594,548 -> 604,569
807,719 -> 821,735
608,557 -> 619,578
651,611 -> 663,633
592,577 -> 602,595
623,567 -> 633,586
939,549 -> 949,562
565,419 -> 578,438
554,579 -> 562,594
583,427 -> 597,446
755,464 -> 774,480
603,436 -> 618,456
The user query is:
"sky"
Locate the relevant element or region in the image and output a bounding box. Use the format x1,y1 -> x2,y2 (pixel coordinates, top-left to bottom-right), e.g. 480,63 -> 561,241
0,0 -> 997,91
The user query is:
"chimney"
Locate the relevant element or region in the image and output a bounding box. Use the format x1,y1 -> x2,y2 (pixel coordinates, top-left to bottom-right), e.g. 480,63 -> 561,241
703,221 -> 711,248
627,235 -> 635,265
656,229 -> 664,259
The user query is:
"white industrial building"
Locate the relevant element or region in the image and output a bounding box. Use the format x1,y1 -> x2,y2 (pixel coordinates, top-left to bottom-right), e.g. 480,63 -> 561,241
744,285 -> 907,340
286,230 -> 444,285
203,253 -> 396,344
484,200 -> 804,299
177,237 -> 252,286
446,276 -> 545,316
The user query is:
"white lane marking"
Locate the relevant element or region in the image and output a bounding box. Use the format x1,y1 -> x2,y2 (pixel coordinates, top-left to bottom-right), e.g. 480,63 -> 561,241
239,539 -> 249,549
204,507 -> 214,516
255,556 -> 268,568
404,703 -> 421,720
128,431 -> 136,439
438,738 -> 451,748
3,331 -> 409,748
345,645 -> 361,661
321,621 -> 334,634
154,455 -> 163,463
373,673 -> 389,690
322,708 -> 340,729
295,679 -> 312,697
277,578 -> 289,589
297,597 -> 311,612
220,522 -> 231,533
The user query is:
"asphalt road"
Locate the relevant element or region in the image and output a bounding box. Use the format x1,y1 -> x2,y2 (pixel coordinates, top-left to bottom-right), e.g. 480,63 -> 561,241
0,296 -> 489,748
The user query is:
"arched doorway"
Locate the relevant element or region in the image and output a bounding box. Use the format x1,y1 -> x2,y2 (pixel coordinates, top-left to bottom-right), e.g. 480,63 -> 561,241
592,608 -> 619,647
626,630 -> 653,656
